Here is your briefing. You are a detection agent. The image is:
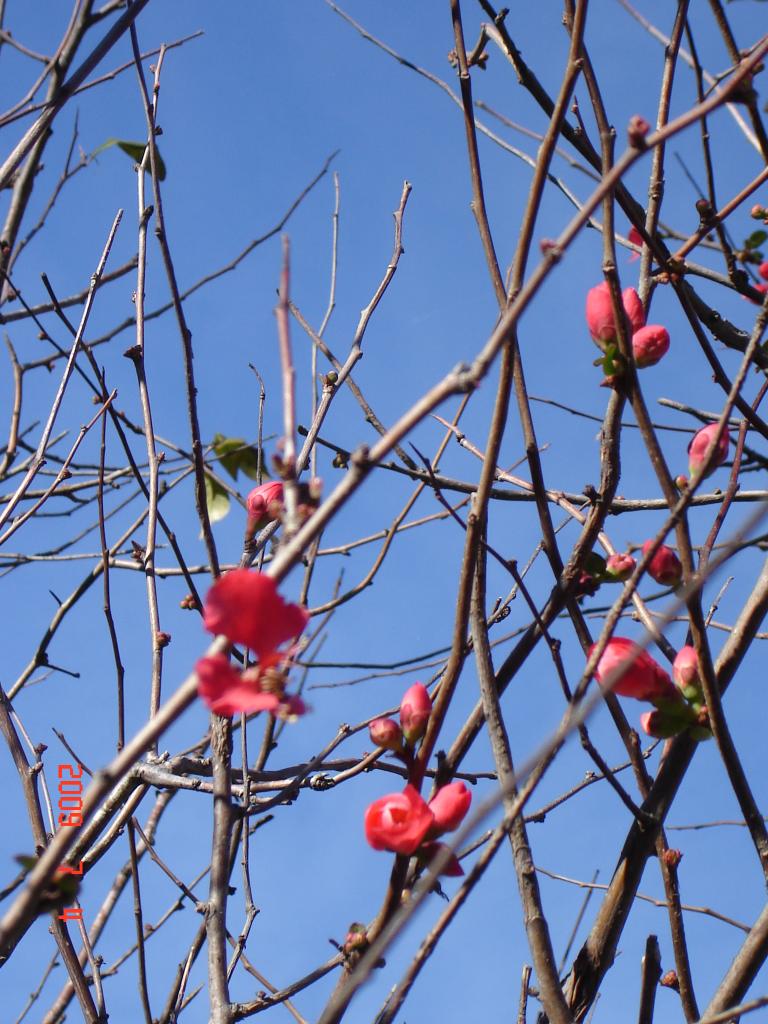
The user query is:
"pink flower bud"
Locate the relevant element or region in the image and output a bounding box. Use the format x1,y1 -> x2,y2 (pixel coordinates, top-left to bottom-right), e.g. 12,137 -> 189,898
590,637 -> 675,701
246,481 -> 284,530
364,785 -> 435,855
604,552 -> 637,582
642,541 -> 683,587
663,848 -> 683,869
369,717 -> 403,752
759,261 -> 768,282
585,282 -> 645,350
428,781 -> 472,834
673,645 -> 701,698
343,924 -> 367,953
632,324 -> 670,368
688,423 -> 730,480
640,709 -> 683,739
400,683 -> 432,744
628,114 -> 651,147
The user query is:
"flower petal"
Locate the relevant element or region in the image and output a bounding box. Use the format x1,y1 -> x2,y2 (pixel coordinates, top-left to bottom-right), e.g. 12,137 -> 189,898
364,784 -> 434,855
196,655 -> 280,717
202,570 -> 309,658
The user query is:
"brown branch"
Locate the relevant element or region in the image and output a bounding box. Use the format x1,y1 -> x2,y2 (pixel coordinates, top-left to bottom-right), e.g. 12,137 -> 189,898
470,537 -> 572,1023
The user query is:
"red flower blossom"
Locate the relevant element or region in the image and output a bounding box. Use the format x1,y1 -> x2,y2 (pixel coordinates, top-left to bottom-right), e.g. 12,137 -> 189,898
203,569 -> 308,659
196,655 -> 280,716
429,781 -> 472,834
585,282 -> 645,350
688,424 -> 730,480
196,655 -> 306,719
197,571 -> 309,718
642,541 -> 683,587
400,682 -> 432,744
590,637 -> 675,701
364,785 -> 435,855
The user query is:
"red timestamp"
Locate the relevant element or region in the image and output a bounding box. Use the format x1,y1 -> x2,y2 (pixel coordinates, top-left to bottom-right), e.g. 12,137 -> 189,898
57,762 -> 83,827
56,762 -> 84,922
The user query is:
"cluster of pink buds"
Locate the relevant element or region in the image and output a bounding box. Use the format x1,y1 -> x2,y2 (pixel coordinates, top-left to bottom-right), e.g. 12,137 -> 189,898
364,683 -> 472,876
590,638 -> 711,741
751,204 -> 768,225
585,282 -> 669,379
369,681 -> 433,754
573,550 -> 637,601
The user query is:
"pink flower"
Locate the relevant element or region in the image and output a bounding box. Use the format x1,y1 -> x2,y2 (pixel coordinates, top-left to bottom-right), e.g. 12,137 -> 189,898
400,683 -> 432,744
198,571 -> 309,718
364,785 -> 435,855
673,645 -> 701,696
203,569 -> 308,660
642,541 -> 682,587
688,424 -> 730,480
369,717 -> 403,751
246,481 -> 284,530
585,282 -> 645,349
632,324 -> 670,368
429,781 -> 472,834
604,552 -> 636,582
590,637 -> 675,701
196,654 -> 305,719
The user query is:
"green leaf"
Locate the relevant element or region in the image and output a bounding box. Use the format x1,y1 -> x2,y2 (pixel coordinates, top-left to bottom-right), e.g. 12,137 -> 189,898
211,433 -> 265,482
584,551 -> 607,577
745,230 -> 767,250
92,138 -> 167,181
204,473 -> 231,525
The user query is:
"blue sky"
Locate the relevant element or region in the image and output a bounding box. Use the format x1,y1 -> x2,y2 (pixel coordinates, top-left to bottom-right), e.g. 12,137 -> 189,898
1,2 -> 768,1022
